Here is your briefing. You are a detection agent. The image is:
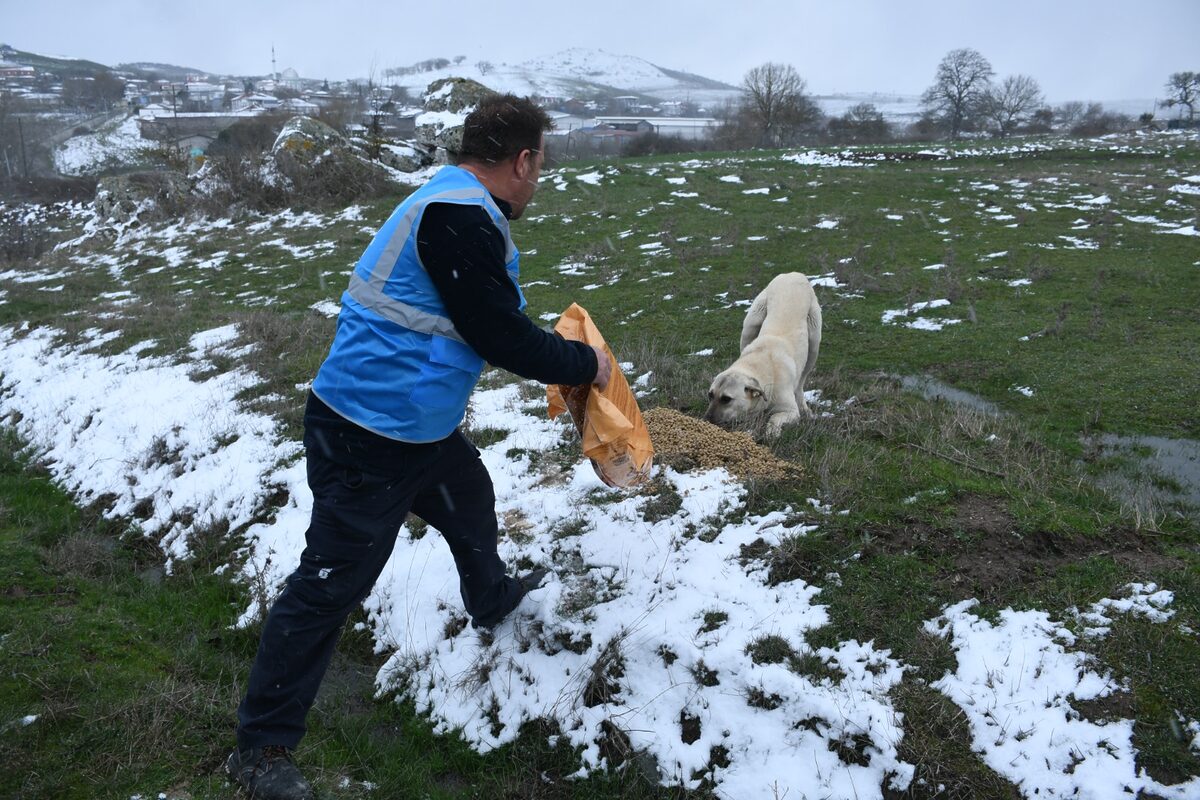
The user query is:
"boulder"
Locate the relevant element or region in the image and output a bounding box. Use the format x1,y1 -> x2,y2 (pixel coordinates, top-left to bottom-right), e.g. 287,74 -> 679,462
378,141 -> 433,173
422,77 -> 493,114
93,171 -> 190,224
272,115 -> 347,153
262,116 -> 396,203
415,77 -> 495,161
271,115 -> 348,180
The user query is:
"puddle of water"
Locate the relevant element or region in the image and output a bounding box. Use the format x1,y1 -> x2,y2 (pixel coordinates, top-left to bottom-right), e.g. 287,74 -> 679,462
895,374 -> 1199,515
1087,433 -> 1200,506
896,374 -> 1002,416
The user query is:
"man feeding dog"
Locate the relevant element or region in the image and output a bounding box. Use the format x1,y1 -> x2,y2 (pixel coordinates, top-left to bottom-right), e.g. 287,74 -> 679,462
226,95 -> 611,800
704,272 -> 822,437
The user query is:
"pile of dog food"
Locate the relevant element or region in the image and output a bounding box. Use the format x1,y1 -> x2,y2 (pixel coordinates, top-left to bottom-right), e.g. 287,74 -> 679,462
642,408 -> 803,481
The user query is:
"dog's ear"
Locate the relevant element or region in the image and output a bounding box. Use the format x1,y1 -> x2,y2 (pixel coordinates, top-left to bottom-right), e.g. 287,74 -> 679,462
745,377 -> 764,399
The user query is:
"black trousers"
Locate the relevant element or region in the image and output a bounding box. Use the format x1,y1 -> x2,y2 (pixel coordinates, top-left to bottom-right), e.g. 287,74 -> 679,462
235,393 -> 522,749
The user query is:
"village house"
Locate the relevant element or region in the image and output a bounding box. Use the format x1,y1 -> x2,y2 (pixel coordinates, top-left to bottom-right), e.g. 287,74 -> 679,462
0,59 -> 36,81
231,92 -> 281,112
546,110 -> 593,135
609,95 -> 640,113
304,91 -> 341,109
136,101 -> 266,155
181,80 -> 225,112
564,121 -> 649,153
6,89 -> 60,109
592,115 -> 718,141
281,97 -> 320,115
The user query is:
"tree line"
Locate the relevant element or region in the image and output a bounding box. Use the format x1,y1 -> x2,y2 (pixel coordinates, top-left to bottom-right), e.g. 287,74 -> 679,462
710,50 -> 1199,150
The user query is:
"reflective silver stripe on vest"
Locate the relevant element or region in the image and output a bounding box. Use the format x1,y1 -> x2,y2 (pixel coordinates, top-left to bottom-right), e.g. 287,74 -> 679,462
363,183 -> 517,287
345,272 -> 466,343
345,174 -> 518,341
364,185 -> 485,285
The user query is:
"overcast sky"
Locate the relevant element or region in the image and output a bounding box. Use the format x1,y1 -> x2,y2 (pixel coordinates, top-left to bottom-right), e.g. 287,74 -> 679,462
5,0 -> 1197,101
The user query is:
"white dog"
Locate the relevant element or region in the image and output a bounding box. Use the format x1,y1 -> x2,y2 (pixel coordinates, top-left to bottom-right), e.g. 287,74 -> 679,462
704,272 -> 822,437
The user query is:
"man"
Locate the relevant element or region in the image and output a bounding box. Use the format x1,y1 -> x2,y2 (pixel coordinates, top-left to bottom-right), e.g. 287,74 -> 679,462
227,94 -> 611,800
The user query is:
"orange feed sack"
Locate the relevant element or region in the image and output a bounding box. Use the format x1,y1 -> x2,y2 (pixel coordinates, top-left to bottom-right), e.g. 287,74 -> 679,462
546,303 -> 655,488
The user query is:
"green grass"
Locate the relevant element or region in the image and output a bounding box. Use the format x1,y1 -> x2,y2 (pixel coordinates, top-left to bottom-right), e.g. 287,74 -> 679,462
1,134 -> 1199,796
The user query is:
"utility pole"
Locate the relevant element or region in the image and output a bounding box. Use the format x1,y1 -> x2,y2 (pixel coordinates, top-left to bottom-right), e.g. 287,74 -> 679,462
169,85 -> 181,165
17,116 -> 28,179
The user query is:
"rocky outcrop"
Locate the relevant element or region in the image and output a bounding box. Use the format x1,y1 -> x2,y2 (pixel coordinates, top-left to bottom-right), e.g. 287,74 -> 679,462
378,141 -> 433,173
262,116 -> 396,203
409,77 -> 494,165
422,77 -> 493,115
93,171 -> 190,224
85,78 -> 501,221
270,116 -> 350,183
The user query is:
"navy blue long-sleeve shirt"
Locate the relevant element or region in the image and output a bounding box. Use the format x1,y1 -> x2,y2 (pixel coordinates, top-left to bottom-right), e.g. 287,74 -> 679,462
416,196 -> 596,387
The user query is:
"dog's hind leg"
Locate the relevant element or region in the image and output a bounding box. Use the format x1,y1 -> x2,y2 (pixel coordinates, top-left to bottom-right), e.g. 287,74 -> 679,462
740,294 -> 768,352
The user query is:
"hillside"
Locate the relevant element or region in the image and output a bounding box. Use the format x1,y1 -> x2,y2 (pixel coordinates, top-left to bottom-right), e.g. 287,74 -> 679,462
115,61 -> 213,81
386,47 -> 740,105
0,43 -> 113,78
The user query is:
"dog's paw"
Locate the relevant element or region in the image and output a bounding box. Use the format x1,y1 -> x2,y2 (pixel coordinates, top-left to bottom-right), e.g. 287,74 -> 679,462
762,418 -> 788,439
765,411 -> 800,437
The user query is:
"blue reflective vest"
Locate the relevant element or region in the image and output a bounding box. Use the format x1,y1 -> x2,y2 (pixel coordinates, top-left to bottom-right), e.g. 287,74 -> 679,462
312,166 -> 526,442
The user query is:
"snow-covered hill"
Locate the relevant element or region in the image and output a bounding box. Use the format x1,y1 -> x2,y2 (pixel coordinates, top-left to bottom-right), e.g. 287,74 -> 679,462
388,47 -> 739,106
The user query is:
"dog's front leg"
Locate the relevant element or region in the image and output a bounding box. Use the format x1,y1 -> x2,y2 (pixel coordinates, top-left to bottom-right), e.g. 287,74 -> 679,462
795,388 -> 814,417
764,408 -> 801,438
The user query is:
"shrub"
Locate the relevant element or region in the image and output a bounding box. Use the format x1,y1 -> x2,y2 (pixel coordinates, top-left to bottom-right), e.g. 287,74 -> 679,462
0,205 -> 51,263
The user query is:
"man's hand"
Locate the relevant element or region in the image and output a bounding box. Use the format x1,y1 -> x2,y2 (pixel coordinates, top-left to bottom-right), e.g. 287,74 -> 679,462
591,345 -> 612,390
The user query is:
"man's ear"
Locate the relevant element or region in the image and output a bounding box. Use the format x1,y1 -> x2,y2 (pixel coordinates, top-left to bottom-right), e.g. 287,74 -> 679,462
515,148 -> 535,179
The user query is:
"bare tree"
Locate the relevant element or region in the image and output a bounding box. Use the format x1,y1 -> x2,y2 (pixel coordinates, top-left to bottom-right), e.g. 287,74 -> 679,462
316,96 -> 359,133
1029,107 -> 1054,132
1070,102 -> 1132,136
0,91 -> 18,179
921,48 -> 994,138
1162,71 -> 1199,121
741,62 -> 819,147
777,93 -> 822,145
1053,101 -> 1085,131
712,97 -> 757,150
980,74 -> 1045,136
390,85 -> 412,106
62,70 -> 126,112
827,102 -> 892,143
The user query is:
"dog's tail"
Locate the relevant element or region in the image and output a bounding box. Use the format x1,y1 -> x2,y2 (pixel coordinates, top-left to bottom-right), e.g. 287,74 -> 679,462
802,296 -> 822,387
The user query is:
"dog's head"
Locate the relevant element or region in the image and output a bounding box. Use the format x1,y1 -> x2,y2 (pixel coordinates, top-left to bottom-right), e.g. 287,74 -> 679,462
704,369 -> 767,426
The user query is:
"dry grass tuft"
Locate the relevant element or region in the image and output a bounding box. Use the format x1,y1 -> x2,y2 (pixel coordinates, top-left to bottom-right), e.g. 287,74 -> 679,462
46,532 -> 118,580
643,407 -> 802,481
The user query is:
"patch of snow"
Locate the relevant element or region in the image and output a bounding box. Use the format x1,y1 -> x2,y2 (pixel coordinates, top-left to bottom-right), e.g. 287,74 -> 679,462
53,115 -> 157,176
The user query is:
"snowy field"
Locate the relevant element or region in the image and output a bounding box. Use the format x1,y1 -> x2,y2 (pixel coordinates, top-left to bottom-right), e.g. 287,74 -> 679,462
2,323 -> 1196,798
2,133 -> 1198,798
